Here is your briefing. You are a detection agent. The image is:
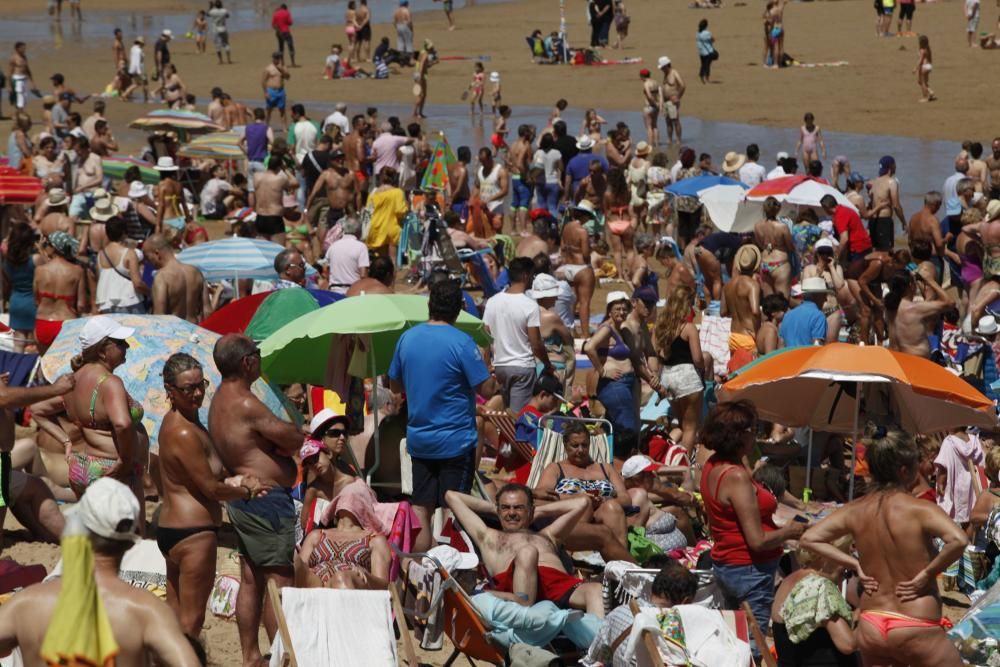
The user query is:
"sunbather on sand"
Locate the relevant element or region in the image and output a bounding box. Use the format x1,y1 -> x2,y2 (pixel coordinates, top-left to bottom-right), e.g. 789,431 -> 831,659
446,484 -> 606,616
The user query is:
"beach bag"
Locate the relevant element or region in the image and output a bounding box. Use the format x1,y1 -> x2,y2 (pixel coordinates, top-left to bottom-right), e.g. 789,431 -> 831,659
608,218 -> 632,236
709,48 -> 720,61
209,574 -> 240,619
627,526 -> 664,564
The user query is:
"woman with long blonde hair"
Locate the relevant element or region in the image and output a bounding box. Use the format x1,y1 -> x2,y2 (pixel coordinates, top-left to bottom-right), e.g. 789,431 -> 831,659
653,284 -> 704,454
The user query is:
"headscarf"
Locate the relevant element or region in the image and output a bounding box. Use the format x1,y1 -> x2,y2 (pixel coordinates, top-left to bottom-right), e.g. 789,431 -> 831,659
48,230 -> 80,259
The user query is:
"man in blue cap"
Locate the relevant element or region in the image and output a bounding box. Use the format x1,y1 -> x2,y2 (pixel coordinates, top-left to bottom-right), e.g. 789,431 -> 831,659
869,155 -> 904,251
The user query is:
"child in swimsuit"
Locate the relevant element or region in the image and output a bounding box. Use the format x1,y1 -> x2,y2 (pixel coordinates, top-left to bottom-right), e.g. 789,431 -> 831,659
467,62 -> 485,115
914,35 -> 935,102
796,112 -> 825,164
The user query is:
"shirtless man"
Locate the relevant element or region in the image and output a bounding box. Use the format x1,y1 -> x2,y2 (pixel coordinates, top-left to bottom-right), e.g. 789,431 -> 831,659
206,87 -> 226,127
447,145 -> 471,219
254,156 -> 296,245
145,234 -> 192,321
36,189 -> 75,237
869,156 -> 905,252
222,94 -> 251,130
0,478 -> 200,667
987,137 -> 1000,200
722,245 -> 762,371
966,142 -> 989,193
343,114 -> 369,195
555,206 -> 597,336
446,485 -> 605,616
802,430 -> 967,667
305,149 -> 359,235
112,29 -> 127,70
208,335 -> 304,667
71,138 -> 104,220
907,191 -> 955,282
355,0 -> 372,61
346,255 -> 394,296
755,197 -> 794,298
574,159 -> 607,211
886,271 -> 953,358
508,125 -> 535,234
658,56 -> 685,145
90,120 -> 118,157
7,43 -> 39,112
261,51 -> 290,128
657,241 -> 697,294
516,217 -> 552,259
855,248 -> 908,345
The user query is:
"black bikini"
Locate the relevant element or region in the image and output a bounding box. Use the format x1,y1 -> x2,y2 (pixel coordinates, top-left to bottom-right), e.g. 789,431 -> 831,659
156,525 -> 219,556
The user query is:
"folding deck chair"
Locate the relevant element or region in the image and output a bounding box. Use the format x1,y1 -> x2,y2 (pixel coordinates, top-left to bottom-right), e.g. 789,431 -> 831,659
525,415 -> 613,489
482,409 -> 534,471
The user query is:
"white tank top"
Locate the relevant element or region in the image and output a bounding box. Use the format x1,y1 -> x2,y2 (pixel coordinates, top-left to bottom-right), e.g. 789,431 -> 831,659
478,164 -> 504,212
96,247 -> 142,311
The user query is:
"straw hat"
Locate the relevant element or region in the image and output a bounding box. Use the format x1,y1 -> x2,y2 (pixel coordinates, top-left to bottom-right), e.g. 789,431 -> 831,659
89,197 -> 120,222
573,199 -> 597,216
723,152 -> 747,173
154,156 -> 179,172
635,141 -> 652,158
47,188 -> 69,207
127,181 -> 149,199
734,244 -> 761,274
977,315 -> 999,336
986,199 -> 1000,222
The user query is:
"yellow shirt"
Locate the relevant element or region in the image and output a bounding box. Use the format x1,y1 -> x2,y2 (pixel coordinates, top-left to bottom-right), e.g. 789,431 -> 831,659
366,186 -> 407,250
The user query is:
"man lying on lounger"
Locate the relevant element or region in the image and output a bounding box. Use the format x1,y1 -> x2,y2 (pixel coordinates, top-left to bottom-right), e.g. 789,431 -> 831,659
446,484 -> 605,617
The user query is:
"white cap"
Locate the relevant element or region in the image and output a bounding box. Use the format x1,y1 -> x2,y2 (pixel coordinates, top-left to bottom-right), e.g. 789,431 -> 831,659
309,407 -> 350,436
657,55 -> 671,69
814,237 -> 834,251
69,477 -> 140,543
427,544 -> 478,572
776,151 -> 789,161
818,220 -> 835,235
162,28 -> 173,37
489,71 -> 500,83
531,274 -> 560,299
606,290 -> 630,306
79,315 -> 135,351
621,455 -> 661,479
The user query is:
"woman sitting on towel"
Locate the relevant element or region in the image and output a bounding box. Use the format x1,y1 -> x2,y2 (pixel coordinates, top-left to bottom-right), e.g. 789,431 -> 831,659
299,408 -> 360,533
296,480 -> 391,590
533,420 -> 636,563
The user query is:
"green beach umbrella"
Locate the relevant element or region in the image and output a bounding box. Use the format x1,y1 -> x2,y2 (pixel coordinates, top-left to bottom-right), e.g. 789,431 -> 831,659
244,288 -> 338,342
260,293 -> 491,386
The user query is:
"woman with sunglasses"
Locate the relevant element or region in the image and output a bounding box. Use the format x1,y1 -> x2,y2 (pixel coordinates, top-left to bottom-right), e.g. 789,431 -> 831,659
299,408 -> 359,533
158,353 -> 268,638
59,317 -> 149,526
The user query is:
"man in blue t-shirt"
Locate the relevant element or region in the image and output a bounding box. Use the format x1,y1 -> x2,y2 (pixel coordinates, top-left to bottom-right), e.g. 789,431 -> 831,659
563,136 -> 608,198
389,279 -> 494,550
779,277 -> 830,347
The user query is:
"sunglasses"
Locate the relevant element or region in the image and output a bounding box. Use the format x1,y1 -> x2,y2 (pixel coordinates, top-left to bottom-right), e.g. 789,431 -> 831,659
323,428 -> 348,439
170,378 -> 209,395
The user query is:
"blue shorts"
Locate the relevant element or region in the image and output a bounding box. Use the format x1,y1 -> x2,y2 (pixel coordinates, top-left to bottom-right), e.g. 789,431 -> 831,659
714,559 -> 780,658
511,176 -> 533,211
266,87 -> 286,111
451,198 -> 469,220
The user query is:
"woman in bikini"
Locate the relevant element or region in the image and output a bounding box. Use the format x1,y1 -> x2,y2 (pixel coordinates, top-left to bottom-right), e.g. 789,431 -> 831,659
604,167 -> 635,281
802,429 -> 967,667
283,209 -> 314,263
296,480 -> 391,590
33,231 -> 85,353
59,318 -> 152,518
534,420 -> 634,556
160,63 -> 186,110
345,1 -> 359,61
157,353 -> 267,638
581,108 -> 607,146
154,157 -> 190,233
754,196 -> 794,298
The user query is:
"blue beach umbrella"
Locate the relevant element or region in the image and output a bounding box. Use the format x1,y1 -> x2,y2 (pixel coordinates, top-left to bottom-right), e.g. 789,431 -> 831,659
177,237 -> 317,282
38,315 -> 292,452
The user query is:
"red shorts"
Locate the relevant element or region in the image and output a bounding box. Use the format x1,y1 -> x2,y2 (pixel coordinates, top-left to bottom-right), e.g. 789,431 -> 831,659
35,319 -> 64,348
490,133 -> 507,150
492,563 -> 583,608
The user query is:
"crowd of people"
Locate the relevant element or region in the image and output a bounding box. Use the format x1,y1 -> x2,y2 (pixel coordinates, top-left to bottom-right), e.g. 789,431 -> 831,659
2,1 -> 1000,666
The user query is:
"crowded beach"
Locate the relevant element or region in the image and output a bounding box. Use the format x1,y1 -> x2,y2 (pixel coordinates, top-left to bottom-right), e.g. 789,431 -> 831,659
0,0 -> 1000,665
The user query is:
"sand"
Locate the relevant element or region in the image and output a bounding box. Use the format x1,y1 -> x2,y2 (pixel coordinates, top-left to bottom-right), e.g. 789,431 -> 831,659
4,0 -> 1000,148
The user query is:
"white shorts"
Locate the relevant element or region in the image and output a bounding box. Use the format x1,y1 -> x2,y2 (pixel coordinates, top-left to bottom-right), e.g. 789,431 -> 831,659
664,100 -> 679,121
12,75 -> 27,110
659,363 -> 703,400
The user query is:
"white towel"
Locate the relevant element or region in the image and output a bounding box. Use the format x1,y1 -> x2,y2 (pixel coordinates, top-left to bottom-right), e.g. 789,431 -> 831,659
268,588 -> 398,666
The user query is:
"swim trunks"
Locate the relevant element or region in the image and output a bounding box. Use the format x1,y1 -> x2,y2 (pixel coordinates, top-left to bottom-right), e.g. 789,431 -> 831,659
255,213 -> 285,236
266,86 -> 286,111
226,487 -> 297,567
664,100 -> 679,121
492,562 -> 584,608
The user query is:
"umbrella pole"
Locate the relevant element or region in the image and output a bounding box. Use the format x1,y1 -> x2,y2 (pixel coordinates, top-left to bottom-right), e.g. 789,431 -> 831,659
367,353 -> 382,483
803,429 -> 813,503
848,381 -> 860,501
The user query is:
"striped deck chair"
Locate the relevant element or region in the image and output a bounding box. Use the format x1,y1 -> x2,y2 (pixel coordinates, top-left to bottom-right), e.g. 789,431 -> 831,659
482,409 -> 534,469
525,416 -> 613,490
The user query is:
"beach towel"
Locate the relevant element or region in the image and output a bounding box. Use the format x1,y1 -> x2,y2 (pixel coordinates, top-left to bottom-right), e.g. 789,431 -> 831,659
625,605 -> 751,667
471,594 -> 601,649
699,315 -> 732,377
269,588 -> 397,666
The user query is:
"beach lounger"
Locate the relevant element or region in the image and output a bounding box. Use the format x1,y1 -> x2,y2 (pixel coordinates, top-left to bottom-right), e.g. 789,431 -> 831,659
526,416 -> 613,490
267,580 -> 409,666
483,409 -> 534,468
